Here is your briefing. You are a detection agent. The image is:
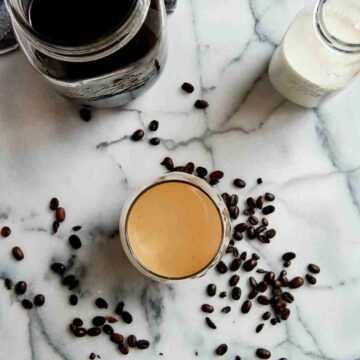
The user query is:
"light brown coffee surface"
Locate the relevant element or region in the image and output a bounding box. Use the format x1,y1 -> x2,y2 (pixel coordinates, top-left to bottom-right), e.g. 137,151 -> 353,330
127,181 -> 222,278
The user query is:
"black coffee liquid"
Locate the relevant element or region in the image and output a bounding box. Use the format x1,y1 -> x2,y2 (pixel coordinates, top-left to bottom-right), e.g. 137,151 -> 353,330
29,0 -> 136,45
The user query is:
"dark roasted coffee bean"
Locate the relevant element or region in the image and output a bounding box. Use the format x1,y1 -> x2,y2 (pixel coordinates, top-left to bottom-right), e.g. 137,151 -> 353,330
306,274 -> 317,285
55,207 -> 66,222
22,299 -> 33,310
121,311 -> 133,324
257,295 -> 270,305
111,333 -> 124,344
89,353 -> 96,360
52,221 -> 59,233
244,208 -> 255,215
15,281 -> 27,295
252,253 -> 260,260
184,162 -> 195,174
243,259 -> 257,272
210,170 -> 224,181
273,280 -> 282,289
196,166 -> 208,178
34,294 -> 45,307
289,277 -> 304,289
249,277 -> 258,289
257,281 -> 268,293
233,232 -> 243,241
283,261 -> 291,268
280,270 -> 287,277
207,284 -> 216,297
229,274 -> 240,287
131,129 -> 144,141
235,223 -> 248,233
215,344 -> 228,356
69,295 -> 78,306
229,239 -> 235,246
115,301 -> 125,315
63,275 -> 75,286
255,225 -> 267,235
232,247 -> 239,257
257,178 -> 263,184
105,316 -> 117,323
235,356 -> 241,360
262,311 -> 272,320
248,215 -> 259,225
1,225 -> 11,237
233,178 -> 246,188
149,120 -> 159,131
256,196 -> 265,209
229,206 -> 239,220
256,324 -> 264,333
69,234 -> 82,250
262,218 -> 269,226
87,327 -> 101,337
51,262 -> 66,275
226,246 -> 234,254
229,194 -> 239,206
264,272 -> 275,284
221,306 -> 231,314
194,99 -> 209,109
49,198 -> 59,210
240,251 -> 247,261
149,137 -> 160,146
279,275 -> 289,287
308,264 -> 320,274
95,297 -> 108,309
182,82 -> 194,93
136,340 -> 150,349
230,258 -> 242,271
74,327 -> 87,337
241,300 -> 252,314
232,286 -> 242,301
92,316 -> 106,327
72,318 -> 83,327
256,348 -> 271,359
262,205 -> 275,215
69,323 -> 77,334
4,278 -> 12,290
265,193 -> 275,201
247,226 -> 256,239
248,289 -> 259,300
80,107 -> 91,121
102,324 -> 114,335
247,197 -> 256,209
12,246 -> 24,261
281,308 -> 291,321
256,269 -> 267,274
270,318 -> 277,325
222,192 -> 230,205
258,235 -> 270,244
205,317 -> 217,329
282,252 -> 296,261
282,292 -> 294,303
273,301 -> 286,314
119,342 -> 129,355
219,291 -> 227,298
127,335 -> 137,347
201,304 -> 214,313
161,157 -> 174,171
266,229 -> 276,239
216,261 -> 228,274
69,278 -> 78,289
210,179 -> 220,186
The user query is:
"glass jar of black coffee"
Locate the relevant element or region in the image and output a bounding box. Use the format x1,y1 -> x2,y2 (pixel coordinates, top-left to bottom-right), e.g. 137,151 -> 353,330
5,0 -> 167,107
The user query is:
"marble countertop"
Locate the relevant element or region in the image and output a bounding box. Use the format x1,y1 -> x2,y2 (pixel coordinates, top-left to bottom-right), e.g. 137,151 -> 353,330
1,1 -> 360,359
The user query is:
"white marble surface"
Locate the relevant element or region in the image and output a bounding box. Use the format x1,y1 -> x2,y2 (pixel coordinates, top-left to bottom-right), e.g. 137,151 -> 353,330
0,1 -> 360,359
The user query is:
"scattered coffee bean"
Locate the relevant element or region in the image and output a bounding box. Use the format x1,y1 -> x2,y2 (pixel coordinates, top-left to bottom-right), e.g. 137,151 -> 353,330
51,262 -> 66,275
256,196 -> 265,209
289,277 -> 304,289
264,272 -> 275,284
181,82 -> 194,93
111,333 -> 125,344
52,221 -> 59,233
80,107 -> 91,121
21,299 -> 33,310
235,223 -> 248,233
235,356 -> 241,360
207,284 -> 217,297
255,226 -> 267,235
105,316 -> 117,323
249,215 -> 259,225
282,252 -> 296,261
262,311 -> 272,320
256,269 -> 267,274
248,289 -> 259,300
34,294 -> 45,307
247,226 -> 256,239
306,274 -> 317,285
149,120 -> 159,131
262,205 -> 275,215
136,340 -> 150,350
257,296 -> 270,305
55,207 -> 66,222
4,278 -> 12,290
206,317 -> 217,329
240,251 -> 247,261
127,335 -> 137,347
279,274 -> 289,287
232,286 -> 242,300
12,246 -> 24,261
131,129 -> 145,141
102,324 -> 114,335
256,348 -> 271,359
115,301 -> 125,315
262,218 -> 269,226
95,298 -> 108,309
69,234 -> 82,250
72,318 -> 83,327
266,229 -> 276,239
229,205 -> 240,220
89,353 -> 96,360
219,291 -> 227,298
221,306 -> 231,314
270,318 -> 277,326
308,264 -> 320,274
243,259 -> 257,272
230,258 -> 242,272
256,324 -> 264,333
233,232 -> 243,241
119,342 -> 129,355
282,292 -> 294,303
252,253 -> 260,260
247,197 -> 256,209
194,99 -> 209,109
149,137 -> 160,146
249,277 -> 258,289
63,274 -> 76,286
222,192 -> 230,205
210,170 -> 224,181
257,281 -> 268,293
69,294 -> 78,306
15,281 -> 27,295
184,162 -> 195,174
273,280 -> 282,289
233,178 -> 246,188
244,208 -> 255,215
201,304 -> 214,313
232,247 -> 239,257
265,193 -> 275,201
229,274 -> 240,287
161,157 -> 174,171
215,344 -> 228,356
87,327 -> 101,337
229,194 -> 239,206
121,311 -> 133,324
257,178 -> 263,184
1,226 -> 11,237
74,327 -> 87,337
92,316 -> 106,327
281,308 -> 291,320
49,198 -> 59,211
216,261 -> 228,274
241,300 -> 252,314
283,261 -> 291,268
196,166 -> 208,178
258,235 -> 270,244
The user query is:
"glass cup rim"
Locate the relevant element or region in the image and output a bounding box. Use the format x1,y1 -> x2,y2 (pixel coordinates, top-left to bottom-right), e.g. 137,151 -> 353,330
119,172 -> 231,282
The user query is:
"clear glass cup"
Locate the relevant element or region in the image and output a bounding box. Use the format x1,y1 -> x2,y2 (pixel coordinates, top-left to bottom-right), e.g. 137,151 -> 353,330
5,0 -> 167,108
119,172 -> 232,283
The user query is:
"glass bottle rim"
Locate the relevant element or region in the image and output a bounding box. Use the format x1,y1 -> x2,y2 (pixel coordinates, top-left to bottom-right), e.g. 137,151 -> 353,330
5,0 -> 151,62
314,0 -> 360,54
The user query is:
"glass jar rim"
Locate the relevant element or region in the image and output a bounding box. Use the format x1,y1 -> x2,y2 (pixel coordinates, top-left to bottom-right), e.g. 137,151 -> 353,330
5,0 -> 151,62
314,0 -> 360,54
